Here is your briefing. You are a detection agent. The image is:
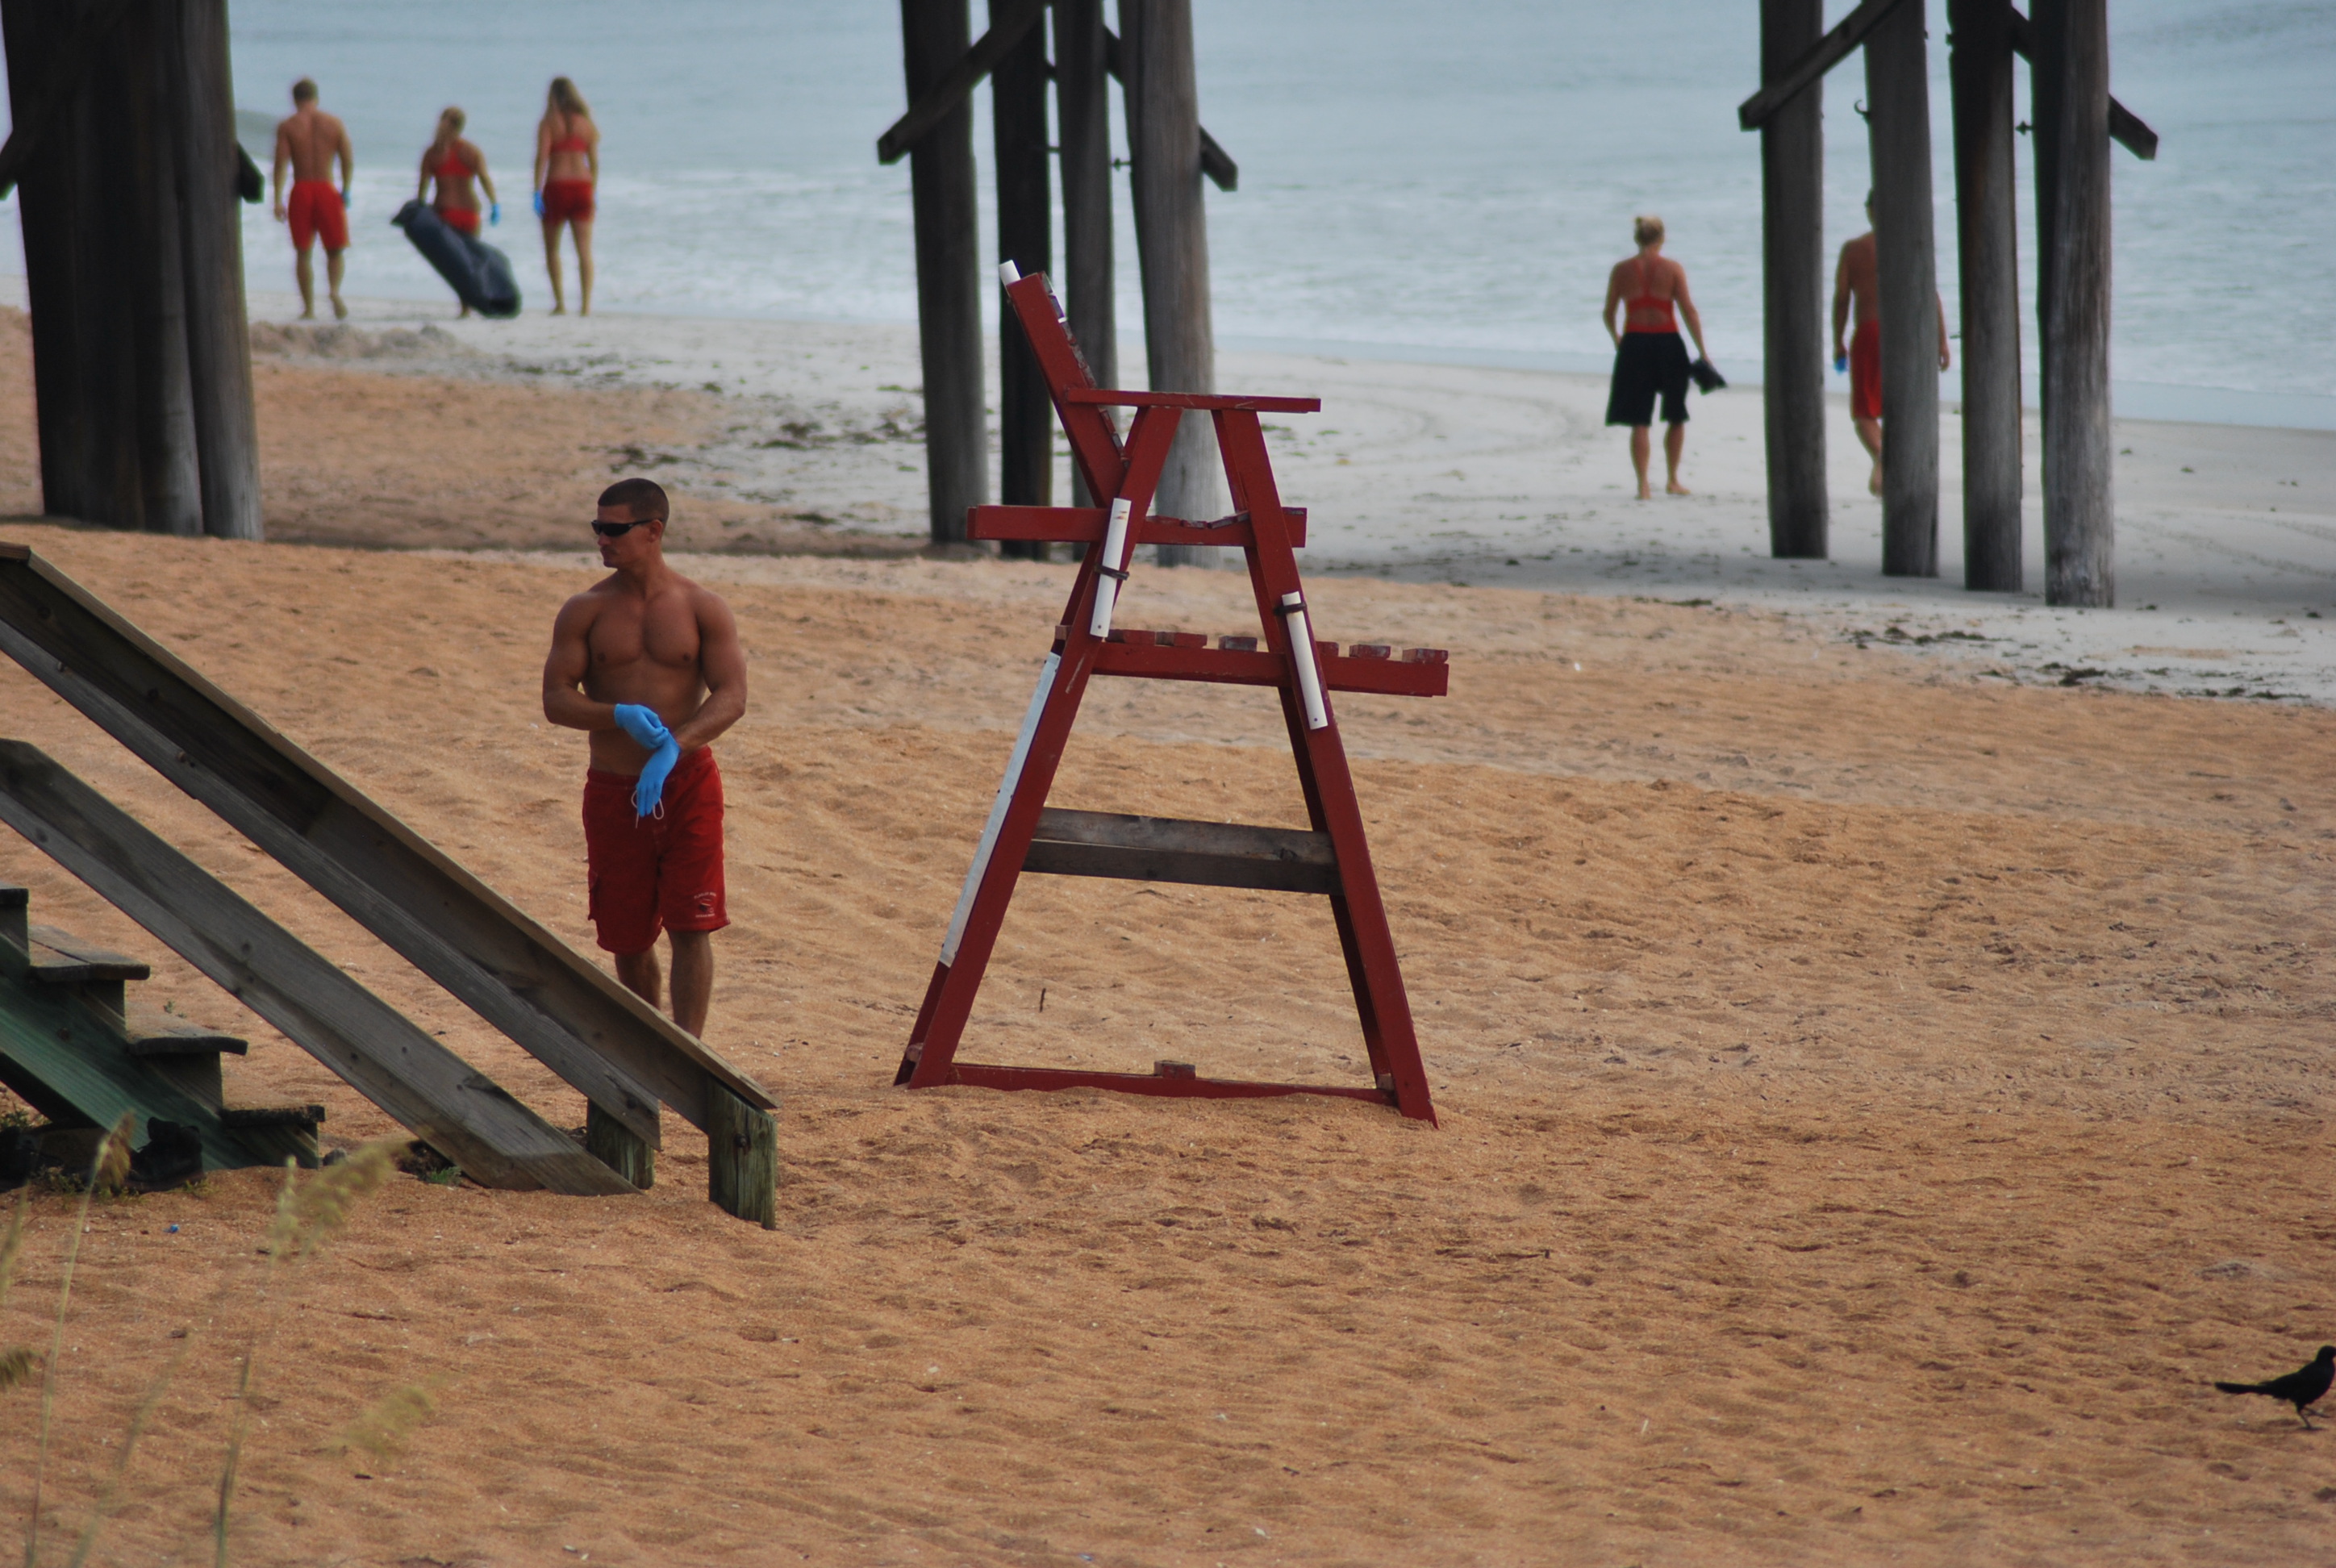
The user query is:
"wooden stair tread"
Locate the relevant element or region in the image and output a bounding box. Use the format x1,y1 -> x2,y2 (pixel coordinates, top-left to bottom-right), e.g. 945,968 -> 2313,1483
219,1103 -> 327,1128
26,924 -> 151,983
125,1014 -> 250,1057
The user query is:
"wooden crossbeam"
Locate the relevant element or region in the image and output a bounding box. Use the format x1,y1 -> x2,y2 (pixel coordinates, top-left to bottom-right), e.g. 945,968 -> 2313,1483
1024,808 -> 1340,895
1081,638 -> 1451,699
1737,0 -> 1909,131
2004,6 -> 2157,159
970,503 -> 1308,549
880,0 -> 1048,163
878,3 -> 1238,191
1738,0 -> 2158,162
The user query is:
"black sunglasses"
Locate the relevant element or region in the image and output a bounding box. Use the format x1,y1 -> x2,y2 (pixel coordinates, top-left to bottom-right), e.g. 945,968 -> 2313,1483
591,518 -> 656,538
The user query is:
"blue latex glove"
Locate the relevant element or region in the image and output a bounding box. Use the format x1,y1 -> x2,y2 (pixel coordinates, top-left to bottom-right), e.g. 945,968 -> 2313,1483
612,703 -> 679,819
489,201 -> 501,227
532,190 -> 545,218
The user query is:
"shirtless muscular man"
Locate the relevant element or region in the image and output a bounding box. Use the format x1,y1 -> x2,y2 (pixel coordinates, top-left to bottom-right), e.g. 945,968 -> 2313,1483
542,479 -> 747,1036
271,78 -> 353,320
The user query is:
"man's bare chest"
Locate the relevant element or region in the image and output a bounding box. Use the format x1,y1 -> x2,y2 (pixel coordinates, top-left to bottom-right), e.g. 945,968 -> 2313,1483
587,604 -> 701,672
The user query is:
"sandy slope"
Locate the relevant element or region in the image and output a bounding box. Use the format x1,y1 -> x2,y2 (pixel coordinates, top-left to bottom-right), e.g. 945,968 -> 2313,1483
0,525 -> 2330,1566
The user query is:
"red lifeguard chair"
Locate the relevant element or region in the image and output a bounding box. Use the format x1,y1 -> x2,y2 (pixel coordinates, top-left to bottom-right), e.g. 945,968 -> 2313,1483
892,268 -> 1445,1124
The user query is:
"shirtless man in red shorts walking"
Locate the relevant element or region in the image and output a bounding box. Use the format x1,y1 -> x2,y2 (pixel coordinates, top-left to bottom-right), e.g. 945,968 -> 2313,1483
1833,193 -> 1951,496
271,78 -> 354,320
542,478 -> 748,1036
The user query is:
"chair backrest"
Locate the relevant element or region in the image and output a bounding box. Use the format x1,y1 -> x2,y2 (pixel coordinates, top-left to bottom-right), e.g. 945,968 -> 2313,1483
1003,272 -> 1128,504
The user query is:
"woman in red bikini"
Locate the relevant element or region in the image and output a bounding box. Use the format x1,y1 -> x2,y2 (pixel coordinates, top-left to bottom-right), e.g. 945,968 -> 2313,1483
417,107 -> 500,310
534,77 -> 600,316
1602,215 -> 1710,500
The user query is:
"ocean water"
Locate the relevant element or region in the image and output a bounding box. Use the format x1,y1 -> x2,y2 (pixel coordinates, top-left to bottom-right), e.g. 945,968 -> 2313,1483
2,0 -> 2327,402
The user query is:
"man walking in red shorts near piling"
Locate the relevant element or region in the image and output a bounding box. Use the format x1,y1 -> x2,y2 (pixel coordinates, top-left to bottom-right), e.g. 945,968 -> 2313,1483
271,78 -> 353,320
542,478 -> 747,1036
1833,193 -> 1951,497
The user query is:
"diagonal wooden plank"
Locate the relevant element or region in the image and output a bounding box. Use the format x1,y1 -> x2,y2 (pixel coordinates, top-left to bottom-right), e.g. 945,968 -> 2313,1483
0,741 -> 635,1195
879,0 -> 1049,163
0,545 -> 777,1148
878,5 -> 1238,191
2003,5 -> 2157,159
1738,0 -> 1908,131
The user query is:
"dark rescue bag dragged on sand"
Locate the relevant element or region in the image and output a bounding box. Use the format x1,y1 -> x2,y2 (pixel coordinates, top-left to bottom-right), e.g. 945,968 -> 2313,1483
392,200 -> 521,319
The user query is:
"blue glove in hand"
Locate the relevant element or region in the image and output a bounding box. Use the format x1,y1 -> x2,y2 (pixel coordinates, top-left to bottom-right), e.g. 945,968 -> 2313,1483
1834,352 -> 1848,374
532,190 -> 545,219
489,201 -> 501,227
612,703 -> 679,819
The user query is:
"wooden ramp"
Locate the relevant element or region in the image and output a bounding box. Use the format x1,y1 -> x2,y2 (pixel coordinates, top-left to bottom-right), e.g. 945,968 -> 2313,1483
0,745 -> 630,1194
0,545 -> 777,1221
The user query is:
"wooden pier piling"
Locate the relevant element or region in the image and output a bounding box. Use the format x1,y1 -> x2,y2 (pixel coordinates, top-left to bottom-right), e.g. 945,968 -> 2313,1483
1758,0 -> 1830,560
1948,0 -> 2023,592
165,0 -> 263,540
991,0 -> 1053,556
1055,0 -> 1118,510
900,0 -> 989,545
1121,0 -> 1222,557
1865,0 -> 1942,578
2033,0 -> 2114,607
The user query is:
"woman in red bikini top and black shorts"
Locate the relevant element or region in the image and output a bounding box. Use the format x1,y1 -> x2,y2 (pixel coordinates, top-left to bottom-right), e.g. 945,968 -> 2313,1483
534,76 -> 600,315
1601,214 -> 1711,499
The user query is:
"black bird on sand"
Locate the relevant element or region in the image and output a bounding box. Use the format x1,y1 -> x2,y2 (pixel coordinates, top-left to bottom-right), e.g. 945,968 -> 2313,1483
2215,1345 -> 2336,1428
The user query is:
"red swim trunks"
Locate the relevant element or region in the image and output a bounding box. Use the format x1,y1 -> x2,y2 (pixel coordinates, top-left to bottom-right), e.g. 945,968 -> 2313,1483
582,747 -> 728,956
286,180 -> 348,252
1849,319 -> 1883,421
436,205 -> 480,236
542,178 -> 595,224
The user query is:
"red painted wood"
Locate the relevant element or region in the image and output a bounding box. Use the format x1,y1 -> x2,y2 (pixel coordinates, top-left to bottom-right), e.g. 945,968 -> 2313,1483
1062,389 -> 1322,413
966,503 -> 1309,549
899,271 -> 1441,1125
944,1062 -> 1395,1106
1070,640 -> 1450,698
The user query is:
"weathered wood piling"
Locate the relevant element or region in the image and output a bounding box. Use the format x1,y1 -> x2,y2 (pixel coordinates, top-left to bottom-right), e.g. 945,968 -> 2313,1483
1865,0 -> 1941,578
899,0 -> 990,546
0,0 -> 261,540
1757,0 -> 1830,561
1949,0 -> 2023,592
1122,0 -> 1221,556
991,0 -> 1053,557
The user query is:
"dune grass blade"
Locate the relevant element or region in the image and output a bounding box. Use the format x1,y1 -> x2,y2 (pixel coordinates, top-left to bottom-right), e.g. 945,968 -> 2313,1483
0,1193 -> 27,1310
0,1196 -> 33,1387
65,1328 -> 196,1568
23,1114 -> 134,1568
215,1141 -> 400,1567
343,1381 -> 437,1463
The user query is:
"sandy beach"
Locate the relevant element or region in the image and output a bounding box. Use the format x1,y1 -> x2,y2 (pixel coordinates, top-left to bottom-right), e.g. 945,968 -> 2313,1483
1,298 -> 2334,1565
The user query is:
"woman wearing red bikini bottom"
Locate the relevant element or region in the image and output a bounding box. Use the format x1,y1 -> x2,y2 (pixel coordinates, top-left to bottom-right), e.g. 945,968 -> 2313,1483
534,77 -> 600,316
416,107 -> 500,310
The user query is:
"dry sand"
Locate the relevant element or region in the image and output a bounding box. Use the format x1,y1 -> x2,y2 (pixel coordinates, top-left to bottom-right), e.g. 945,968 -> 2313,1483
0,315 -> 2332,1565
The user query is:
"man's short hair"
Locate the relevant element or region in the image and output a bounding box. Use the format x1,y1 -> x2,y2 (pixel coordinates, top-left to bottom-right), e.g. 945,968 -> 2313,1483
599,477 -> 670,523
292,78 -> 318,105
1633,214 -> 1664,247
